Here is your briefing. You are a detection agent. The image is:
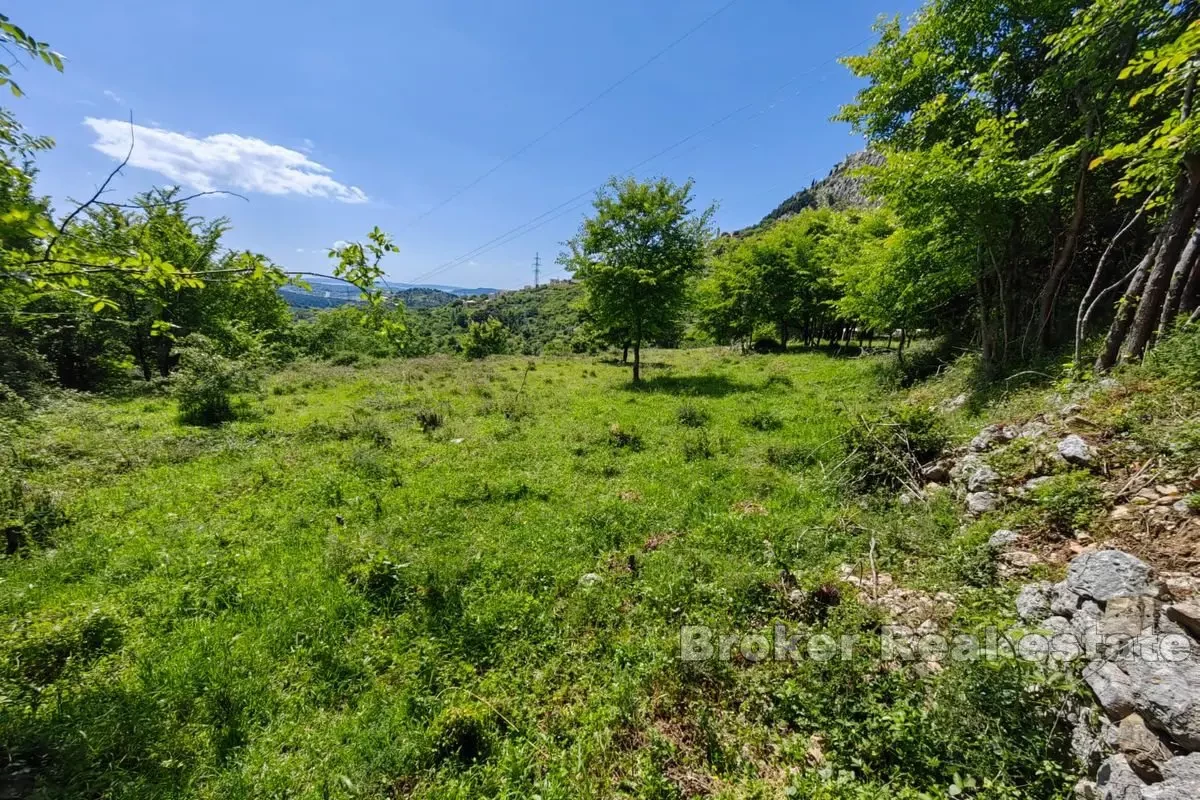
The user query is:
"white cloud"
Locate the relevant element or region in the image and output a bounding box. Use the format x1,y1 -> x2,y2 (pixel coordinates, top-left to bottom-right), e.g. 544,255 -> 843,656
83,118 -> 368,204
331,240 -> 350,249
295,247 -> 306,253
103,89 -> 123,105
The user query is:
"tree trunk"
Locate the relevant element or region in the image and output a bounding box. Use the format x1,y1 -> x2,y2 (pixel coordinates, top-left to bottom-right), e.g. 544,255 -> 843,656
896,328 -> 907,363
1123,159 -> 1200,361
632,341 -> 640,383
1160,224 -> 1200,332
1096,244 -> 1155,372
622,342 -> 629,364
779,321 -> 789,349
1035,137 -> 1092,350
1181,243 -> 1200,316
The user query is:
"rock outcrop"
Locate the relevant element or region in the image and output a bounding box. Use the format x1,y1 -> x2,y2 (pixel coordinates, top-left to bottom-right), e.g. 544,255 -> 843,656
1012,548 -> 1200,797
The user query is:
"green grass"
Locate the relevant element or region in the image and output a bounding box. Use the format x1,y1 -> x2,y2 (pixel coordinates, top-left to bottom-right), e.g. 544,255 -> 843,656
1,350 -> 1072,799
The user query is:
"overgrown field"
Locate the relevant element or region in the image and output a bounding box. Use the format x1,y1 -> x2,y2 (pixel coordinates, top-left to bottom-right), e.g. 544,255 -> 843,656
2,350 -> 1073,799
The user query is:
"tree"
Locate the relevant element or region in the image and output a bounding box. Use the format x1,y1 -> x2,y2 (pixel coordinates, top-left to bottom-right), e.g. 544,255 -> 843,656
559,177 -> 713,382
326,227 -> 410,354
697,210 -> 837,350
461,317 -> 509,358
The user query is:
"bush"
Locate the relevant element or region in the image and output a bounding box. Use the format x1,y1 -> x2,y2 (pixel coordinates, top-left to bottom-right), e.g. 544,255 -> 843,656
607,423 -> 642,450
751,337 -> 783,353
173,335 -> 261,426
461,318 -> 509,359
681,429 -> 714,461
740,408 -> 783,432
874,338 -> 953,388
675,403 -> 709,428
2,469 -> 68,555
1144,319 -> 1200,387
429,703 -> 497,765
414,407 -> 445,432
845,406 -> 948,491
1032,471 -> 1104,533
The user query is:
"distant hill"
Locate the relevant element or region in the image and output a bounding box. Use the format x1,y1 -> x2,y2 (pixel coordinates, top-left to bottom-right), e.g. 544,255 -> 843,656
412,281 -> 591,355
756,150 -> 883,228
280,277 -> 497,310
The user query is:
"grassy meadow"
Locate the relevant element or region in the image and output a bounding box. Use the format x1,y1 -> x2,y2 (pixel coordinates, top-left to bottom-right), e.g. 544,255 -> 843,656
2,349 -> 1070,799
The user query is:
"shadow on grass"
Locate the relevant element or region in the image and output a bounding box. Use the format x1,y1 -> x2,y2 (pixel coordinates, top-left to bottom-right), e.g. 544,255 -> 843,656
623,373 -> 755,398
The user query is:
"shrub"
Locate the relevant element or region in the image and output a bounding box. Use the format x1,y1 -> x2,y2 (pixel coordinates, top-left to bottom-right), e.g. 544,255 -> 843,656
740,408 -> 783,432
173,335 -> 261,426
845,406 -> 948,491
765,443 -> 813,469
461,318 -> 509,359
763,373 -> 794,390
429,703 -> 497,765
607,423 -> 642,450
675,403 -> 709,428
2,470 -> 68,555
751,337 -> 782,353
874,338 -> 953,388
681,429 -> 713,461
414,407 -> 444,432
1032,471 -> 1104,532
1144,319 -> 1200,387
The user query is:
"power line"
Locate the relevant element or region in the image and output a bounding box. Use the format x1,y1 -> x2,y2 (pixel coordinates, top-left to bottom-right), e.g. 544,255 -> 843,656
403,34 -> 875,286
401,0 -> 744,230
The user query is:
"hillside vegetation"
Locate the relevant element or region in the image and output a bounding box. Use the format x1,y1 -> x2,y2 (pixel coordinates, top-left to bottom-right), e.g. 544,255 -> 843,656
3,3 -> 1200,799
0,349 -> 1074,799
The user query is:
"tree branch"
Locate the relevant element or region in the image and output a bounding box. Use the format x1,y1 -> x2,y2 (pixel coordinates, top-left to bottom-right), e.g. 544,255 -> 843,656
42,112 -> 135,262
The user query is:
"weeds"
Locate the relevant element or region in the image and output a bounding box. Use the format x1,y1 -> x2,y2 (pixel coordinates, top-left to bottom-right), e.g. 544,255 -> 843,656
740,408 -> 783,431
845,406 -> 948,491
675,403 -> 710,428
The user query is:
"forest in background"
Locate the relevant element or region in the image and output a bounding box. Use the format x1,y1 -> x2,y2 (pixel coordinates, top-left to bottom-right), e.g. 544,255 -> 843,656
3,0 -> 1200,397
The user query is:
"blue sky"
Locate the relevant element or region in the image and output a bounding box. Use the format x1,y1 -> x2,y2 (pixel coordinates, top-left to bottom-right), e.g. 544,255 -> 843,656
10,0 -> 917,290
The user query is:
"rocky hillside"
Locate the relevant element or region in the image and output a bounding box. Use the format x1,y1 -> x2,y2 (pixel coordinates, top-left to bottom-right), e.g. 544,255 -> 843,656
840,348 -> 1200,800
759,149 -> 883,226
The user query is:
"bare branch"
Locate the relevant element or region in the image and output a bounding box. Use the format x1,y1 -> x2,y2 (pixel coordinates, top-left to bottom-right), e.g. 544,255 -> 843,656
92,189 -> 251,209
42,111 -> 135,261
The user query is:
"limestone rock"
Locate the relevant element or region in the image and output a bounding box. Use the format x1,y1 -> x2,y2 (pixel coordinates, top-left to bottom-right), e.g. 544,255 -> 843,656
1095,754 -> 1146,800
951,453 -> 988,484
1119,635 -> 1200,749
920,461 -> 951,484
1075,778 -> 1099,800
1023,475 -> 1053,493
1143,753 -> 1200,800
968,465 -> 1001,492
971,424 -> 1014,452
967,491 -> 1000,515
1084,660 -> 1137,719
1165,602 -> 1200,640
1017,582 -> 1053,623
1059,434 -> 1095,466
1161,572 -> 1200,600
1116,713 -> 1173,783
1073,713 -> 1109,773
1066,550 -> 1159,603
989,528 -> 1019,549
1102,597 -> 1161,639
1053,581 -> 1085,617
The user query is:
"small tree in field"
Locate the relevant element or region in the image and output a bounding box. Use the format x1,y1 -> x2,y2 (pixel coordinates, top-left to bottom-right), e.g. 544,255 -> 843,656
559,177 -> 713,382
